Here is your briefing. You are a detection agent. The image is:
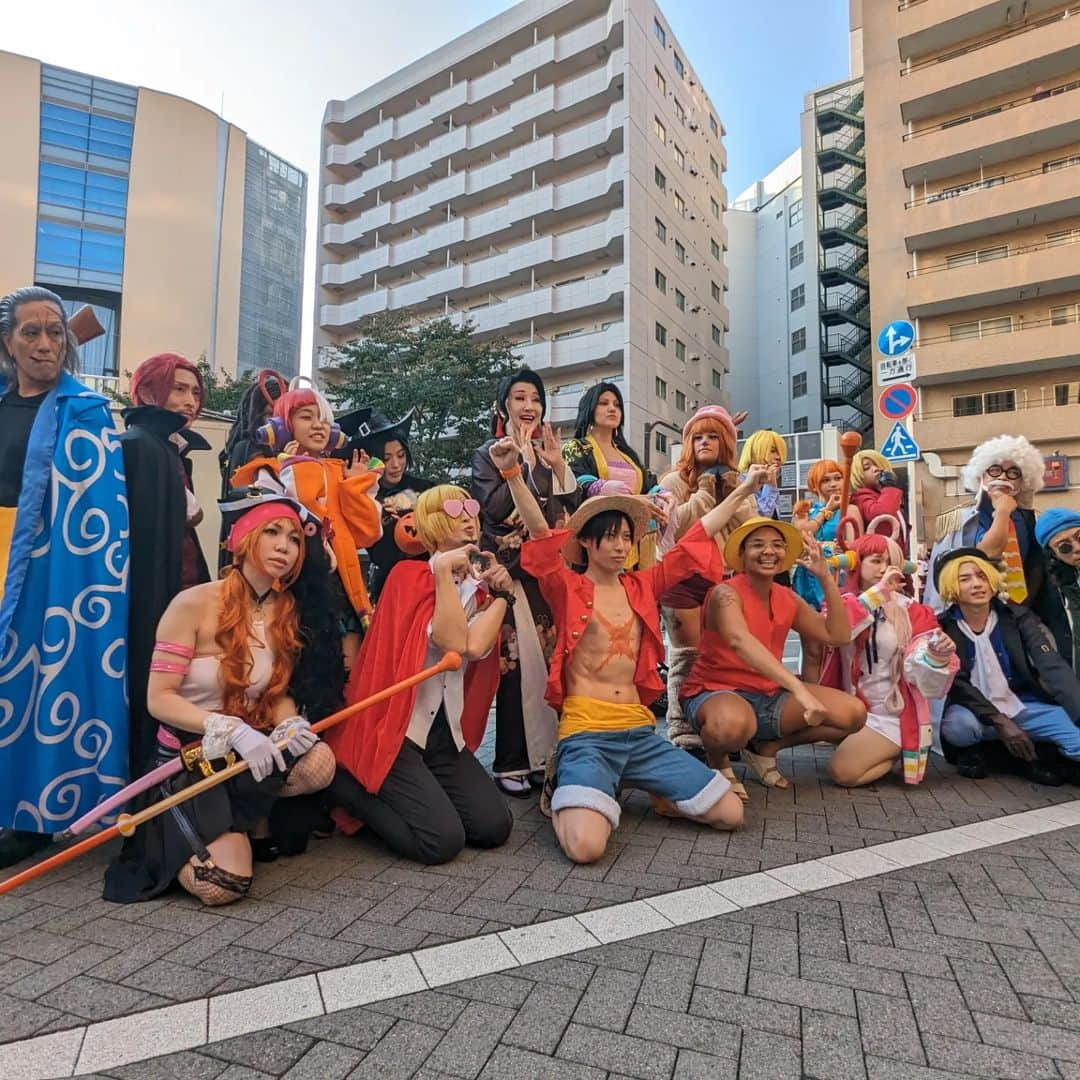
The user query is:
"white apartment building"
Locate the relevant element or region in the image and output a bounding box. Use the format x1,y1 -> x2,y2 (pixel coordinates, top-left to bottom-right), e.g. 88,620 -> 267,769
315,0 -> 731,471
725,151 -> 821,435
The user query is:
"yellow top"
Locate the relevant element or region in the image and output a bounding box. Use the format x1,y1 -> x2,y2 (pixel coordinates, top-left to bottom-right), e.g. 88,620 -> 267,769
557,695 -> 656,742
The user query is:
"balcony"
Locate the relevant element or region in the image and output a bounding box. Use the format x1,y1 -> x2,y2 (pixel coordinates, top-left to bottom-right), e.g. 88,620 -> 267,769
914,313 -> 1080,384
914,397 -> 1080,452
902,79 -> 1080,185
898,0 -> 1063,64
899,8 -> 1080,124
906,235 -> 1080,317
905,156 -> 1080,251
512,321 -> 624,376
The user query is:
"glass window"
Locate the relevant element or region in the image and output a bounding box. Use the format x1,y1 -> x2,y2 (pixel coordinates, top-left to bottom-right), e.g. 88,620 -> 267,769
40,103 -> 133,164
711,281 -> 721,302
654,18 -> 666,46
654,116 -> 666,144
655,321 -> 667,347
710,197 -> 720,219
39,162 -> 128,219
710,238 -> 720,260
674,144 -> 685,169
655,431 -> 668,453
1047,228 -> 1080,247
949,321 -> 980,341
788,199 -> 803,226
792,372 -> 807,397
655,376 -> 667,399
981,316 -> 1013,336
985,390 -> 1016,413
674,240 -> 685,264
675,289 -> 685,311
673,53 -> 685,78
674,99 -> 686,124
791,327 -> 806,353
710,155 -> 719,178
790,284 -> 805,311
675,338 -> 686,361
789,241 -> 804,268
676,389 -> 686,411
709,114 -> 719,136
655,217 -> 666,242
952,395 -> 982,417
793,417 -> 809,433
1050,304 -> 1078,325
654,166 -> 666,192
1043,154 -> 1080,173
655,68 -> 666,94
674,191 -> 686,215
655,268 -> 667,294
712,368 -> 723,389
1055,384 -> 1070,406
712,324 -> 722,345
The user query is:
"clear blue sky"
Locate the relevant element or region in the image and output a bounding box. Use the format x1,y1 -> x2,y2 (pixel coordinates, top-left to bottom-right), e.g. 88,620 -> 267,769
6,0 -> 851,357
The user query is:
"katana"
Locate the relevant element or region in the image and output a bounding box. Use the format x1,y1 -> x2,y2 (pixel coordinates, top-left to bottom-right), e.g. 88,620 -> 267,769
0,652 -> 462,897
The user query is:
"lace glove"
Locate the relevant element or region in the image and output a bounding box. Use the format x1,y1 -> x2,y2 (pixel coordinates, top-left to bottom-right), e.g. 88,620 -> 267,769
227,722 -> 287,781
269,716 -> 319,757
202,712 -> 244,760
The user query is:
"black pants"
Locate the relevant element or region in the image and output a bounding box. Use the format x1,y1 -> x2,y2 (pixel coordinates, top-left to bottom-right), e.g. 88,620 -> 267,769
330,708 -> 512,865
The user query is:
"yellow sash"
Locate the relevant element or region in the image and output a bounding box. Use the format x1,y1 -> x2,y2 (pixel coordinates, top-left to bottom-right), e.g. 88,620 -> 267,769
1002,518 -> 1028,604
558,695 -> 656,742
0,506 -> 16,605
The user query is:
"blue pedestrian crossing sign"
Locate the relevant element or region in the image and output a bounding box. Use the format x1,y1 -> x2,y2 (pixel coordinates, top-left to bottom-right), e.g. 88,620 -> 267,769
877,320 -> 915,357
881,420 -> 921,463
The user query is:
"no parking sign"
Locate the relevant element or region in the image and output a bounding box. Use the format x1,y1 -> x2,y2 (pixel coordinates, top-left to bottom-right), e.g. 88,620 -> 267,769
878,383 -> 917,421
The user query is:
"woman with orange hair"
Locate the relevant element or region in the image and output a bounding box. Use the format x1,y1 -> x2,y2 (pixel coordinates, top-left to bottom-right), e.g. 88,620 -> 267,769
791,458 -> 843,611
104,493 -> 337,905
657,406 -> 755,757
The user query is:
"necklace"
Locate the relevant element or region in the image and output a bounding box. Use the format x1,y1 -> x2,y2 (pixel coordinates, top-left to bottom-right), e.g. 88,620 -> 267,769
240,571 -> 274,616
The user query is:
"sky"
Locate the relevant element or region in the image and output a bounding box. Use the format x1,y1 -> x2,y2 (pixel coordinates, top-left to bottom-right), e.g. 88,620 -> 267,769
4,0 -> 851,365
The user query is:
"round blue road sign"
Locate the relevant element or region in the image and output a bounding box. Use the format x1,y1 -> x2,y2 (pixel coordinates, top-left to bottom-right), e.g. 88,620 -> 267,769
877,320 -> 915,357
878,382 -> 917,421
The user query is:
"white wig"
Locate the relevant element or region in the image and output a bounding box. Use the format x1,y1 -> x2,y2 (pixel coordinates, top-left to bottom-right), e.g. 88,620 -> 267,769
962,434 -> 1044,505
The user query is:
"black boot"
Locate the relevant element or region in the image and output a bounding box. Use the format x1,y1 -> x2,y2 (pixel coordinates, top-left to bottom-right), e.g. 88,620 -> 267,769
0,829 -> 52,869
953,745 -> 990,780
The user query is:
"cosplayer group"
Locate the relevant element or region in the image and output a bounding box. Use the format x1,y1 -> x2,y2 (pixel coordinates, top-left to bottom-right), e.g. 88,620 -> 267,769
2,284 -> 1079,907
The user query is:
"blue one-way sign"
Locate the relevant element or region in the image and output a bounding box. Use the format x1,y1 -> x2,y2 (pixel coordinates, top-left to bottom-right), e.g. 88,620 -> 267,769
881,420 -> 921,463
877,320 -> 915,357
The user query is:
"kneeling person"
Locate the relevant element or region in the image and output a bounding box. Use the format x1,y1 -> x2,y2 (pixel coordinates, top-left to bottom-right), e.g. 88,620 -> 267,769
492,439 -> 762,863
682,519 -> 866,791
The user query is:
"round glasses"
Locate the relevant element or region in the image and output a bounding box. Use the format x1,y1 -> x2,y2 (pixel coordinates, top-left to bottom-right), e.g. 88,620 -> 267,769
1052,532 -> 1080,557
985,465 -> 1022,481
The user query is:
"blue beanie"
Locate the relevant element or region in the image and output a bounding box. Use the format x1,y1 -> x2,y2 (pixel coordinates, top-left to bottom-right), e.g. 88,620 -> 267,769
1035,507 -> 1080,548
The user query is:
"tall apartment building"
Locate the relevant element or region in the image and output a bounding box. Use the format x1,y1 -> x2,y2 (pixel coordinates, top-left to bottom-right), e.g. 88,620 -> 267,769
862,0 -> 1080,525
315,0 -> 731,470
0,52 -> 307,390
725,152 -> 822,435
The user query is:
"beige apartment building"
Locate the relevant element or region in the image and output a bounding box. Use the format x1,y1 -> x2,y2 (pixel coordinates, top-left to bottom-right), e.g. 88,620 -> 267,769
315,0 -> 731,470
0,51 -> 307,392
862,0 -> 1080,533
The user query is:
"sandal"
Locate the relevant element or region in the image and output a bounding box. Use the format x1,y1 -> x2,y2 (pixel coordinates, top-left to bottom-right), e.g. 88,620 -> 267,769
539,756 -> 558,818
496,775 -> 533,799
649,793 -> 683,819
706,752 -> 749,803
741,747 -> 789,790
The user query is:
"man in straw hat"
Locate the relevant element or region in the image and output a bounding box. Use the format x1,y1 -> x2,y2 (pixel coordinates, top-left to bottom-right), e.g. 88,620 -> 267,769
680,518 -> 865,792
488,438 -> 772,864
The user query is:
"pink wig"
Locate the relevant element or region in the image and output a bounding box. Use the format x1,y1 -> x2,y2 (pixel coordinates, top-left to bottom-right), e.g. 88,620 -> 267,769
131,353 -> 204,418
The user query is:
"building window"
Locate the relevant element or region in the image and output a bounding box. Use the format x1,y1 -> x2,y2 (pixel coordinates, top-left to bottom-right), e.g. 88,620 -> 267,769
654,166 -> 666,192
952,394 -> 983,417
1050,303 -> 1079,325
36,220 -> 124,283
790,284 -> 805,311
674,99 -> 686,125
1043,153 -> 1080,173
655,217 -> 667,242
710,238 -> 720,260
710,197 -> 720,220
1047,227 -> 1080,247
676,389 -> 686,411
38,162 -> 128,221
654,116 -> 666,144
791,327 -> 806,353
655,268 -> 667,294
654,17 -> 666,46
674,144 -> 685,170
655,376 -> 667,399
709,113 -> 719,137
675,338 -> 686,361
792,372 -> 807,398
950,316 -> 1013,340
655,322 -> 667,347
711,280 -> 721,302
674,191 -> 686,215
788,199 -> 803,226
1055,384 -> 1071,406
985,390 -> 1016,414
673,52 -> 685,79
710,155 -> 719,179
789,241 -> 804,268
675,289 -> 685,311
655,67 -> 666,94
712,323 -> 723,345
712,368 -> 723,390
655,431 -> 668,453
40,102 -> 134,167
945,245 -> 1009,268
674,240 -> 686,264
793,417 -> 809,433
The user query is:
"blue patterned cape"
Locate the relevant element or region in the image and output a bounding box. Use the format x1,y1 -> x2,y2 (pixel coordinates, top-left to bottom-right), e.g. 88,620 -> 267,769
0,372 -> 130,832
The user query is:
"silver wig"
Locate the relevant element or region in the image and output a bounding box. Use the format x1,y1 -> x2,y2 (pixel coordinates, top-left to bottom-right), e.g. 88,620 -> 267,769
0,286 -> 81,381
962,434 -> 1045,506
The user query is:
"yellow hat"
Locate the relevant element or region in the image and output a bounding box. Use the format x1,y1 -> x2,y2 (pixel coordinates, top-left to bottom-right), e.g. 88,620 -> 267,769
723,516 -> 804,574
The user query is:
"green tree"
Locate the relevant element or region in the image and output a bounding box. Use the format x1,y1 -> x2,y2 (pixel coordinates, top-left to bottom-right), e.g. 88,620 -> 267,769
322,312 -> 520,479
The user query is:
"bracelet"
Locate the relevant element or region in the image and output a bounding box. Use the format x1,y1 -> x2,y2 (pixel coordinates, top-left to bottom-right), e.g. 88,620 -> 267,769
499,464 -> 523,480
490,588 -> 516,607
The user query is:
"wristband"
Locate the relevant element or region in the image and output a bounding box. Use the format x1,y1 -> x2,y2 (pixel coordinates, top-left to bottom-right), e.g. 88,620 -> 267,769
499,464 -> 523,480
490,588 -> 516,607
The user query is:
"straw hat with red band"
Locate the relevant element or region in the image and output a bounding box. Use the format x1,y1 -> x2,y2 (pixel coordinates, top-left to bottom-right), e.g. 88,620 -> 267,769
562,494 -> 652,565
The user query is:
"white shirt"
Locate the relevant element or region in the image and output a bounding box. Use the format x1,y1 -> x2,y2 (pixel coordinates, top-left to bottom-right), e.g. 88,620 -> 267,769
405,555 -> 491,750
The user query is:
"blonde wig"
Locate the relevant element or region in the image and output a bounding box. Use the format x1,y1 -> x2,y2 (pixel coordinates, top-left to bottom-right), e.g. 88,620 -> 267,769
415,484 -> 472,553
937,555 -> 1004,606
737,430 -> 787,473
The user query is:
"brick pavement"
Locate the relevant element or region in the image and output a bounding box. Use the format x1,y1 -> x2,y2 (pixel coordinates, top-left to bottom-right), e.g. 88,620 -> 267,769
71,823 -> 1080,1079
0,743 -> 1076,1046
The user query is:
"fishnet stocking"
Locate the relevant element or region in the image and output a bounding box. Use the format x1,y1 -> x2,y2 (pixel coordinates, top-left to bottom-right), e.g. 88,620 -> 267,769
282,741 -> 336,796
178,861 -> 252,906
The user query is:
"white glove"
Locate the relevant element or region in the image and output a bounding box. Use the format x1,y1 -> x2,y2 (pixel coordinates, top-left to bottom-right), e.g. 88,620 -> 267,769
227,722 -> 287,782
270,716 -> 319,757
184,488 -> 201,523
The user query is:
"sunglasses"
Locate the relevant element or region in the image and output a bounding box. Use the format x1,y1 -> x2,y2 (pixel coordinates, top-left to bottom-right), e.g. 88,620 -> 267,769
442,498 -> 480,519
985,465 -> 1022,481
1051,532 -> 1080,556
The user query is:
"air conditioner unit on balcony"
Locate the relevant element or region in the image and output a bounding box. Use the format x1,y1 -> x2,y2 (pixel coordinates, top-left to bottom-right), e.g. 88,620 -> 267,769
690,355 -> 700,363
691,305 -> 700,313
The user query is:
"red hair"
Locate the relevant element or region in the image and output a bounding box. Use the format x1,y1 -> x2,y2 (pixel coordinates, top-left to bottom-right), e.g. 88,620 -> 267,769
805,459 -> 841,498
843,533 -> 906,594
131,353 -> 204,418
215,519 -> 304,730
676,417 -> 737,492
273,386 -> 334,432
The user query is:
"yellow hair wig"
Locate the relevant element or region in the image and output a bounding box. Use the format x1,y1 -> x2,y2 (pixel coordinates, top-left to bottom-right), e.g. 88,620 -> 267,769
415,484 -> 471,553
737,430 -> 788,472
851,450 -> 889,489
937,555 -> 1003,605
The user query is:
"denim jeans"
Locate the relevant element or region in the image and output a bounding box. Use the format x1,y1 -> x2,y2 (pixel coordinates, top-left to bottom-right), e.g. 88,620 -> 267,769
942,702 -> 1080,761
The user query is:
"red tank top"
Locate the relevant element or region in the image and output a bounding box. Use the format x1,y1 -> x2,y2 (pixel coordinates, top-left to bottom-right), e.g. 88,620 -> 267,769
683,574 -> 798,696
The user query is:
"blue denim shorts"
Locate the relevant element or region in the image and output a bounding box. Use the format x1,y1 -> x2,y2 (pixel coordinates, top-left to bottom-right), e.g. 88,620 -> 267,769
683,689 -> 790,742
552,727 -> 729,828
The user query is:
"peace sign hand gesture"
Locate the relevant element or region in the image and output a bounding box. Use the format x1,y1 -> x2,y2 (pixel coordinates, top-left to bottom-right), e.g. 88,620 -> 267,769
535,423 -> 564,471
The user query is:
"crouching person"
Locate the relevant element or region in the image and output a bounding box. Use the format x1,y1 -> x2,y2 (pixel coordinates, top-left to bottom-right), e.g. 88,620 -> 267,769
325,486 -> 513,865
492,440 -> 764,864
681,519 -> 865,793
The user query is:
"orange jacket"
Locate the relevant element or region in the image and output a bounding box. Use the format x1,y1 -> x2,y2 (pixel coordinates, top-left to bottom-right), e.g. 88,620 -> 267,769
232,455 -> 382,616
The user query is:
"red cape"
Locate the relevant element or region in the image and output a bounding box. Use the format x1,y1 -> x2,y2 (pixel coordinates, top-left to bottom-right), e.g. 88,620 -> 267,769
324,560 -> 500,794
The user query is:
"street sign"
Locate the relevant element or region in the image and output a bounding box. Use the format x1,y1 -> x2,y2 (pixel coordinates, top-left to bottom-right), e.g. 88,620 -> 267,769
878,352 -> 915,384
881,420 -> 921,463
878,382 -> 917,421
877,319 -> 915,357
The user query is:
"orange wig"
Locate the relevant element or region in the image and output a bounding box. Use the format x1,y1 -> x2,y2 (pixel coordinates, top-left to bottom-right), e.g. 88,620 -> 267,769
677,416 -> 738,492
805,459 -> 842,498
215,517 -> 304,730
